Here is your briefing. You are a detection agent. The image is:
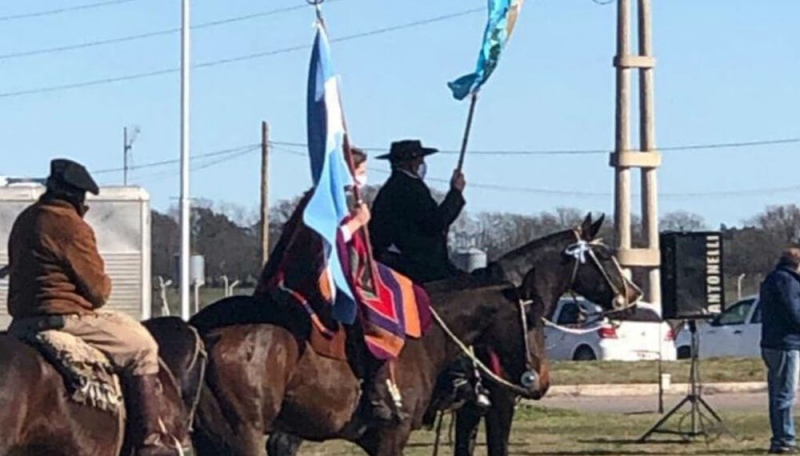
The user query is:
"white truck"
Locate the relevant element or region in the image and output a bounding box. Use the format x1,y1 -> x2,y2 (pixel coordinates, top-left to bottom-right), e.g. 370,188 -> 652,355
0,183 -> 151,329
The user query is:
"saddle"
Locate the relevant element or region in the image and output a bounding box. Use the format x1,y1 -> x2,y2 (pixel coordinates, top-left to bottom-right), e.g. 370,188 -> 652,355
15,328 -> 123,415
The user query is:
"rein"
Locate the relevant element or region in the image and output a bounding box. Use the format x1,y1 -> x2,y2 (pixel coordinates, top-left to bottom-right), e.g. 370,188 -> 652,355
428,305 -> 538,398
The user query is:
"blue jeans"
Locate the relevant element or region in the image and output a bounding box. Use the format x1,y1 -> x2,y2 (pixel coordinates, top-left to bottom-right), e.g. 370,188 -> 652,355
763,348 -> 800,449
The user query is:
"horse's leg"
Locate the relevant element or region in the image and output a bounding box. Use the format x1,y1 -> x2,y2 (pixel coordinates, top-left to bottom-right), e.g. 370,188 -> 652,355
356,426 -> 413,456
454,403 -> 483,456
266,431 -> 304,456
483,387 -> 517,456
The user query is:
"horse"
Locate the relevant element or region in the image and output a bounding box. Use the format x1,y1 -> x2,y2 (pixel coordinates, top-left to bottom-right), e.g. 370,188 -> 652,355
263,213 -> 641,456
0,316 -> 207,456
452,216 -> 643,456
190,213 -> 639,456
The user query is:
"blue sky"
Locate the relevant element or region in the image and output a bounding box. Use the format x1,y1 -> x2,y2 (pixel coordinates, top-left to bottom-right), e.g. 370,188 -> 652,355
0,0 -> 797,228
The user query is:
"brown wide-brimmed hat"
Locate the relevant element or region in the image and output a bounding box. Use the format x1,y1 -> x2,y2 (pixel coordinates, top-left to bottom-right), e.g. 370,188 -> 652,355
375,139 -> 439,162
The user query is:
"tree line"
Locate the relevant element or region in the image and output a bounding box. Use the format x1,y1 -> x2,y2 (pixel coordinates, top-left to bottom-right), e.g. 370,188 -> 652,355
151,186 -> 800,301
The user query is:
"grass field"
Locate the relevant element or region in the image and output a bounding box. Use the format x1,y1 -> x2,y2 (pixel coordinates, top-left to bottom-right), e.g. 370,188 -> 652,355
294,404 -> 772,455
549,358 -> 766,385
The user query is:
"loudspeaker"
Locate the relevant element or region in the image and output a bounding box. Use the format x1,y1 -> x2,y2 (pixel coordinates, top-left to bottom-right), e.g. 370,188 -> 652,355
660,231 -> 725,320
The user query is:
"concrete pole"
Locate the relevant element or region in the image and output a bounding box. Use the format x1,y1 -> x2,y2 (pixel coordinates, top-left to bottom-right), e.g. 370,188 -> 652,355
614,0 -> 632,276
638,0 -> 661,305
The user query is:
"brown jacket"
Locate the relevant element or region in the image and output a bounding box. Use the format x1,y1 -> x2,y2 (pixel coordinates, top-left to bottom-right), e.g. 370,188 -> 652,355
7,195 -> 111,318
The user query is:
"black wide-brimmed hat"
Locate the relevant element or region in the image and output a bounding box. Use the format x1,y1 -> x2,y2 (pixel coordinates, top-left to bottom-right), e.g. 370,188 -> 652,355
375,139 -> 439,162
49,158 -> 99,195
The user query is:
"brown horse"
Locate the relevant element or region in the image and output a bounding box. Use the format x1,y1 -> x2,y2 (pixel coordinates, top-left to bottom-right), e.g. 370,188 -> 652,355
0,316 -> 207,456
264,213 -> 641,456
191,213 -> 638,456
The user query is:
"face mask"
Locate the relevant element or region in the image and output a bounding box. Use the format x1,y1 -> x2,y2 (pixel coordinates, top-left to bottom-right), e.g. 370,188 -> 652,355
417,162 -> 427,180
354,174 -> 367,188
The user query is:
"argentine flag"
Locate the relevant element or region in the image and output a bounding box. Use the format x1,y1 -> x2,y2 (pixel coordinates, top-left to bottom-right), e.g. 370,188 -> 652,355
302,21 -> 358,324
448,0 -> 525,100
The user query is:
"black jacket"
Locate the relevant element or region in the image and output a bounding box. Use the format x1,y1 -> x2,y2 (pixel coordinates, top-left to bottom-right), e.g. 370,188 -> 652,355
369,170 -> 465,283
760,265 -> 800,351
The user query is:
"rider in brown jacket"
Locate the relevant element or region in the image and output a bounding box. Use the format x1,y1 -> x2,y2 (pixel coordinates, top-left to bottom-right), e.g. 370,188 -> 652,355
6,159 -> 179,456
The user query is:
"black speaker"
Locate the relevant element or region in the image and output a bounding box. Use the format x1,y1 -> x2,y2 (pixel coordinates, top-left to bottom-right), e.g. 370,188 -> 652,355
660,231 -> 725,320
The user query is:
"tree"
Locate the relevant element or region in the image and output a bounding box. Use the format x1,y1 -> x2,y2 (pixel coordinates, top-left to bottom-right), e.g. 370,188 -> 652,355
660,211 -> 707,232
151,210 -> 179,279
750,204 -> 800,244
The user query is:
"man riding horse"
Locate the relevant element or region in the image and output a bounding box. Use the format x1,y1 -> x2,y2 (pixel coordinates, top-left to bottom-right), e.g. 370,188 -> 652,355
5,158 -> 179,456
369,139 -> 466,283
369,139 -> 490,409
254,147 -> 429,425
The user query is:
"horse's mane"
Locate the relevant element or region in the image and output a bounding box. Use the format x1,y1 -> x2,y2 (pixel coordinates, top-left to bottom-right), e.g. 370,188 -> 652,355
422,273 -> 512,296
479,228 -> 577,288
422,228 -> 578,295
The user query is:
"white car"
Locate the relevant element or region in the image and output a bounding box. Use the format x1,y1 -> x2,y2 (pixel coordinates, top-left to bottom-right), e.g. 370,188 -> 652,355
674,295 -> 762,359
544,298 -> 677,361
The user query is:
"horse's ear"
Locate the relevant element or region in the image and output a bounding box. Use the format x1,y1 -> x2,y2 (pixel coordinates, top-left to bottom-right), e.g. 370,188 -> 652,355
588,213 -> 605,241
579,213 -> 593,239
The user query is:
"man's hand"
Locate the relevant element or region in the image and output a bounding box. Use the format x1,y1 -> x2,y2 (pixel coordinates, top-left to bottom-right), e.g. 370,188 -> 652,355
450,169 -> 466,192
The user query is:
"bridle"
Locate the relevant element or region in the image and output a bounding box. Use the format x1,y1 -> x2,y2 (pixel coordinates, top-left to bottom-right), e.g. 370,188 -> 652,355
516,230 -> 642,381
563,229 -> 640,317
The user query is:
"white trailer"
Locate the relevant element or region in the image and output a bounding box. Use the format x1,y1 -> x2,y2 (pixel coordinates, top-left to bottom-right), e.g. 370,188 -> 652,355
0,184 -> 151,329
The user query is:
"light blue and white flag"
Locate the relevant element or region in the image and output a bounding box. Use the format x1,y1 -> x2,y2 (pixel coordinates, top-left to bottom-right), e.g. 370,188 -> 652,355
302,21 -> 358,324
448,0 -> 525,100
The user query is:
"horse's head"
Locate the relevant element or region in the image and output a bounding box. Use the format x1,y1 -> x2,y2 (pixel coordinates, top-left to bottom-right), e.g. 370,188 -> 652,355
475,283 -> 550,400
564,213 -> 642,312
494,213 -> 641,313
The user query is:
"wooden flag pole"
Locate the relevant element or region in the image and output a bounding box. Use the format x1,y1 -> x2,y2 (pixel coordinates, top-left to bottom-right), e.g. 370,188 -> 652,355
456,91 -> 479,173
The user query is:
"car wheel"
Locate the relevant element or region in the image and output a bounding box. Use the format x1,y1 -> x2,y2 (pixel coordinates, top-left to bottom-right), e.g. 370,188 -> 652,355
677,346 -> 691,360
573,346 -> 597,361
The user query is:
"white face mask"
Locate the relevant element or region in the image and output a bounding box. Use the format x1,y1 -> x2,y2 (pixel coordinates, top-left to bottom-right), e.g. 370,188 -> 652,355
417,162 -> 427,180
354,174 -> 367,188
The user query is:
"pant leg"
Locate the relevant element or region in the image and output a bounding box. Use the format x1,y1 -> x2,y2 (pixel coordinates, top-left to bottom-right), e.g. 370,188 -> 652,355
61,310 -> 160,376
763,348 -> 799,449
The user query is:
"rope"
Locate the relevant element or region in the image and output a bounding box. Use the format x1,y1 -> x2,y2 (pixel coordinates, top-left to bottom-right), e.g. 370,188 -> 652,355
184,324 -> 208,433
429,306 -> 532,397
432,410 -> 445,456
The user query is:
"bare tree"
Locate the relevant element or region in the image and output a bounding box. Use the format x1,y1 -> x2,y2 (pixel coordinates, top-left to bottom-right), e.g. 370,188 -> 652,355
660,210 -> 708,232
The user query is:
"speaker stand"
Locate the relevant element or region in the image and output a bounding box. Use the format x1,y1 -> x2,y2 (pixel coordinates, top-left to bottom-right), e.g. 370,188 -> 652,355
637,320 -> 735,443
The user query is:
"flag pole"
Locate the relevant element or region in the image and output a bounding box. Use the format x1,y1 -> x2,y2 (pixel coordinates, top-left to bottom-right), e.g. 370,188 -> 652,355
456,91 -> 478,173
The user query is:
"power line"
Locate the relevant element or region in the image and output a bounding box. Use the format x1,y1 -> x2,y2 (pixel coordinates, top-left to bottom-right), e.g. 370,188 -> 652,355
0,0 -> 138,23
270,145 -> 800,200
92,143 -> 259,175
0,7 -> 483,99
269,136 -> 800,157
135,147 -> 259,183
0,2 -> 342,61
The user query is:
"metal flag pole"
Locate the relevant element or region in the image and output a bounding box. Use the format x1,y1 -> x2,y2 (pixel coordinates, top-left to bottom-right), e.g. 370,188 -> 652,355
179,0 -> 192,320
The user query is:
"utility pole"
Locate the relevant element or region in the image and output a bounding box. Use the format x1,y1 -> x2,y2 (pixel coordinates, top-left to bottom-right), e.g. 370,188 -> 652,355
179,0 -> 192,321
611,0 -> 662,305
123,125 -> 140,186
260,121 -> 270,267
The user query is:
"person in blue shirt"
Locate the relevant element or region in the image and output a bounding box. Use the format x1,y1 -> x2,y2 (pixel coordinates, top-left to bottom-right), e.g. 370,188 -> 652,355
760,247 -> 800,454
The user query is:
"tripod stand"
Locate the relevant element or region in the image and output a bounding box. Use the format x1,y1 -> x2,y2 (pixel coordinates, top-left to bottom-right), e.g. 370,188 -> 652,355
638,320 -> 735,443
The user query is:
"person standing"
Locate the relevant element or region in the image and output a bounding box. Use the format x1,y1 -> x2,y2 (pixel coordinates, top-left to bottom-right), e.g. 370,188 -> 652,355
760,247 -> 800,454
